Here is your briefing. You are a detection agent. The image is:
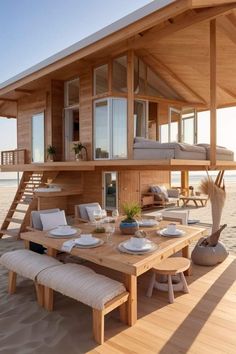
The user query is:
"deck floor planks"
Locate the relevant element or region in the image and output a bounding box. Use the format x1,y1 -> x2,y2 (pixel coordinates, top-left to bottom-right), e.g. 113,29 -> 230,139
87,255 -> 236,354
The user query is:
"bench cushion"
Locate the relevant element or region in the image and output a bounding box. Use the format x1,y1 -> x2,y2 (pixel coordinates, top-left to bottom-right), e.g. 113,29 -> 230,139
0,249 -> 61,280
37,263 -> 126,310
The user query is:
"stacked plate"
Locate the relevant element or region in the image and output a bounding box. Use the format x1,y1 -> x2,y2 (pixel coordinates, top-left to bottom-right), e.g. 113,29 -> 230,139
119,238 -> 158,255
138,219 -> 158,227
49,227 -> 78,238
159,228 -> 185,237
74,235 -> 103,248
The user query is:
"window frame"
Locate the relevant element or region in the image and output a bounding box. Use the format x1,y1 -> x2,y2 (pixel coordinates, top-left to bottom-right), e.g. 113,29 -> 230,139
93,97 -> 128,160
64,77 -> 80,108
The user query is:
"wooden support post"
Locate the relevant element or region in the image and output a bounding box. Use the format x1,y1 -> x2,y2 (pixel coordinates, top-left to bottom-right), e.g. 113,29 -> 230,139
210,19 -> 217,166
8,271 -> 17,294
181,171 -> 189,196
127,50 -> 134,160
44,287 -> 54,311
124,274 -> 137,326
93,309 -> 104,344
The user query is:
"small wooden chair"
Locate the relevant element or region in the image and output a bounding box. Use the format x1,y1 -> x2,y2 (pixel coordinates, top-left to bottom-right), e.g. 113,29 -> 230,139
146,257 -> 191,303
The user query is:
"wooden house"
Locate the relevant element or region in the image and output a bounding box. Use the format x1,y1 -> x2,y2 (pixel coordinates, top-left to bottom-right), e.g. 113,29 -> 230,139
0,0 -> 236,236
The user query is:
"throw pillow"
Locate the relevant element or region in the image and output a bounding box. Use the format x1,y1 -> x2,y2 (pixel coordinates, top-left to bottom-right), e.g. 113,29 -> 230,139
86,205 -> 102,222
40,210 -> 67,231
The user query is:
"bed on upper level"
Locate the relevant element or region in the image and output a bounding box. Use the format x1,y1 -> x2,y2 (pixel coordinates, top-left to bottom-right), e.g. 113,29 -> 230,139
133,138 -> 234,161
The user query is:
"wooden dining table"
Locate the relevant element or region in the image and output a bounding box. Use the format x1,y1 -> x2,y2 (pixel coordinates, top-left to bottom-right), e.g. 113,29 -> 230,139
20,221 -> 206,327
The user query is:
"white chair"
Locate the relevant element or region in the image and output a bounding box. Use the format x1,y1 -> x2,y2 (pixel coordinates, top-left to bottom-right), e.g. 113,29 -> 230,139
74,203 -> 102,222
161,210 -> 189,225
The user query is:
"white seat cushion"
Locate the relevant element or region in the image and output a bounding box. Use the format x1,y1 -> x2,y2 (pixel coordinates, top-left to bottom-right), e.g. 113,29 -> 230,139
37,263 -> 126,310
0,249 -> 61,280
40,210 -> 67,231
85,205 -> 102,222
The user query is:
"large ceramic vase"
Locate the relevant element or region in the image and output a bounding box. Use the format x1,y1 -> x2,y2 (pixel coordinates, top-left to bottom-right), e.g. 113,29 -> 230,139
191,239 -> 228,266
119,220 -> 139,235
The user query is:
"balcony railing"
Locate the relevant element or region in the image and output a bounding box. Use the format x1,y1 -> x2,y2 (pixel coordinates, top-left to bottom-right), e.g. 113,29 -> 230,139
1,149 -> 26,166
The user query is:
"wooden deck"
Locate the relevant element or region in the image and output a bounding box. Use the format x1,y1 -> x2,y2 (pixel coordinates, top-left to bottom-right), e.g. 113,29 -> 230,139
1,159 -> 236,172
86,255 -> 236,353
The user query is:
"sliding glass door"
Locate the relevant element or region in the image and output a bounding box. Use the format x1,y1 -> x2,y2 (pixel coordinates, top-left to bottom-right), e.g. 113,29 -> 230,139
32,112 -> 44,162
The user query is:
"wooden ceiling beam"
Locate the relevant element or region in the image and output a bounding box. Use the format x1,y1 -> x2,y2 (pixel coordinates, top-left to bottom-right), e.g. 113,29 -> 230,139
218,85 -> 236,99
133,4 -> 236,49
137,50 -> 207,105
14,89 -> 34,95
0,98 -> 17,102
217,15 -> 236,45
191,0 -> 236,9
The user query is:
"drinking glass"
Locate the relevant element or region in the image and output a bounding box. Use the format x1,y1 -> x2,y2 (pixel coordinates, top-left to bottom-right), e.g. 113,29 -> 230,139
105,225 -> 115,244
112,209 -> 119,222
93,209 -> 102,228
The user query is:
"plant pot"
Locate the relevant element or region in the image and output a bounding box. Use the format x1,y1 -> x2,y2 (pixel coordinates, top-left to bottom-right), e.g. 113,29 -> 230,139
75,152 -> 83,161
48,155 -> 54,162
119,220 -> 139,235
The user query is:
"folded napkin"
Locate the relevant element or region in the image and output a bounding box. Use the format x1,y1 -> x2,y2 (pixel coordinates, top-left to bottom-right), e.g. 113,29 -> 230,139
61,239 -> 79,253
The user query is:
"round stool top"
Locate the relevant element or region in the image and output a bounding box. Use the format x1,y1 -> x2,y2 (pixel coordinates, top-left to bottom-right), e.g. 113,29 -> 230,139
153,257 -> 191,275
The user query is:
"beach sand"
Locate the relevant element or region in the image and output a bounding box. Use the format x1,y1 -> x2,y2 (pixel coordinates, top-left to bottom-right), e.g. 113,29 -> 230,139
0,184 -> 235,353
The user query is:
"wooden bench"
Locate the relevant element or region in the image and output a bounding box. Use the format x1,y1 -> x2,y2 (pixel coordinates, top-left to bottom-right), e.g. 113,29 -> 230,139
0,249 -> 61,306
37,263 -> 129,344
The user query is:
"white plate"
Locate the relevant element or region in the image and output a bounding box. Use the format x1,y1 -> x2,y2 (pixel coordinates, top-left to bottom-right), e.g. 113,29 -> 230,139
75,237 -> 100,246
138,220 -> 158,227
159,228 -> 185,237
49,228 -> 77,237
122,239 -> 152,252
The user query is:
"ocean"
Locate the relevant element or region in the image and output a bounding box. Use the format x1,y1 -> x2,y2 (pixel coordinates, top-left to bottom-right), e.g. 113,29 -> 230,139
1,173 -> 236,188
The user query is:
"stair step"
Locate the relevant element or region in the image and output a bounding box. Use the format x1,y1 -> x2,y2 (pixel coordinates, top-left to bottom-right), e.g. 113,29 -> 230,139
11,209 -> 27,214
0,228 -> 20,237
15,200 -> 31,205
6,218 -> 23,224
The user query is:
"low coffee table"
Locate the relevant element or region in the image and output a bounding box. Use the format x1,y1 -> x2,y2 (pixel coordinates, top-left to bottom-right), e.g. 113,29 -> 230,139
180,195 -> 208,207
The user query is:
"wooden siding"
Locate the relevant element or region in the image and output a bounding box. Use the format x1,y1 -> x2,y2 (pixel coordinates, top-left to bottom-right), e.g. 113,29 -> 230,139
79,68 -> 93,160
51,80 -> 64,161
17,90 -> 49,163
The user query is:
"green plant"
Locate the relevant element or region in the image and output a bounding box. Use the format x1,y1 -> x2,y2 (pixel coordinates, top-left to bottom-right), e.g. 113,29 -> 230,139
72,142 -> 86,154
122,202 -> 141,223
46,145 -> 56,157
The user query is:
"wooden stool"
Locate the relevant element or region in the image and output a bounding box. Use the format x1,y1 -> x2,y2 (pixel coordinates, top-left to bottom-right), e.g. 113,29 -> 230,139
146,257 -> 191,303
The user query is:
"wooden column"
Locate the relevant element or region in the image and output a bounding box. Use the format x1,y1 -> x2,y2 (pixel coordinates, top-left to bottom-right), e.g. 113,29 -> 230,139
210,19 -> 217,166
127,50 -> 134,159
181,171 -> 189,196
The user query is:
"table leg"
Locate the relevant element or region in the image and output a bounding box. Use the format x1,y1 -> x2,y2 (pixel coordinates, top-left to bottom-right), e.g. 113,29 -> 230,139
47,247 -> 57,258
182,245 -> 192,276
193,200 -> 198,207
123,274 -> 137,326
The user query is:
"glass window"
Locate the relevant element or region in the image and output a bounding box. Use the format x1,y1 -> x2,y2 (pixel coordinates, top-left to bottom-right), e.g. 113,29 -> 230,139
134,57 -> 146,95
160,124 -> 169,143
94,100 -> 109,159
64,109 -> 80,160
32,112 -> 44,162
94,98 -> 127,159
182,117 -> 194,144
134,100 -> 147,138
112,56 -> 127,93
94,64 -> 108,95
170,122 -> 179,142
112,99 -> 127,158
65,78 -> 79,107
104,172 -> 118,210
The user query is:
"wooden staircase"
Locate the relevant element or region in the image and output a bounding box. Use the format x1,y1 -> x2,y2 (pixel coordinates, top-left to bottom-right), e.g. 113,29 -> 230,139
0,171 -> 49,238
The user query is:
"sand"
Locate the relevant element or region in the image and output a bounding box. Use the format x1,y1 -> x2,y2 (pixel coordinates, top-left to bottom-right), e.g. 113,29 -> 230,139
0,184 -> 235,353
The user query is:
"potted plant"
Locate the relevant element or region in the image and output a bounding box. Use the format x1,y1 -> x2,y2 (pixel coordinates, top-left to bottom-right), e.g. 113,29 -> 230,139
46,145 -> 56,162
119,202 -> 141,235
72,142 -> 87,161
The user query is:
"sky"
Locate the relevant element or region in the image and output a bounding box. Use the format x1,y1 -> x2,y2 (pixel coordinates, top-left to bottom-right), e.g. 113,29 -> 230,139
0,0 -> 236,178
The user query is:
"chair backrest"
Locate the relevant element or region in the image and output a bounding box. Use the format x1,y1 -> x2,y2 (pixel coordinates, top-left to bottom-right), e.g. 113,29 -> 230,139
75,203 -> 101,220
162,210 -> 189,225
31,209 -> 60,230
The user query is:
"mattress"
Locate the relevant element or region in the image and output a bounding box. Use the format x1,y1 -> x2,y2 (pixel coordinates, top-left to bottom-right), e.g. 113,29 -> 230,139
133,138 -> 206,160
196,144 -> 234,161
